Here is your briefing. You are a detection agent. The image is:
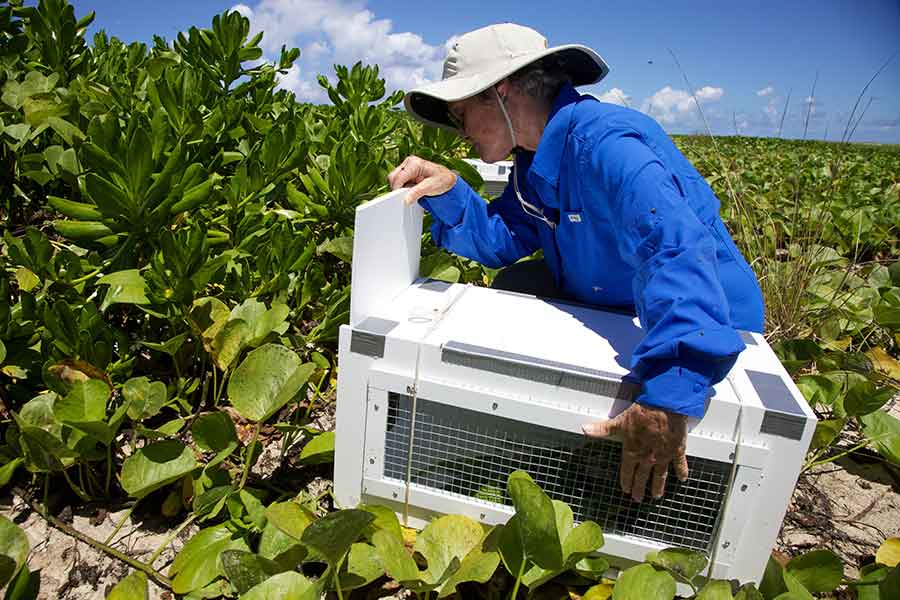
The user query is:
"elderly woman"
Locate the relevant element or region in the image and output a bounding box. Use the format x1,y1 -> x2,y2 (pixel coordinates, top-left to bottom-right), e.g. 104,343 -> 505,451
388,24 -> 764,503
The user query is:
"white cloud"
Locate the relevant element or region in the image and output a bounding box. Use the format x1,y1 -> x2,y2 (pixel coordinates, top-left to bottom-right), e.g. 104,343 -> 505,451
230,0 -> 444,101
592,87 -> 631,107
756,86 -> 774,97
639,85 -> 724,126
694,86 -> 724,102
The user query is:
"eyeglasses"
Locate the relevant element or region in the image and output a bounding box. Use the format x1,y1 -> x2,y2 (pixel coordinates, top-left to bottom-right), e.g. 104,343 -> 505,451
447,108 -> 465,131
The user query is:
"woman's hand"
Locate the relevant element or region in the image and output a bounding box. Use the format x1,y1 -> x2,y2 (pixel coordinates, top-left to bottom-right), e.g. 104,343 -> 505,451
583,403 -> 689,502
388,155 -> 457,205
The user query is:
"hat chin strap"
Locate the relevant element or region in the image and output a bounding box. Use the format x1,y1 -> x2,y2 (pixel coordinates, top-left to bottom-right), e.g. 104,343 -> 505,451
494,87 -> 556,230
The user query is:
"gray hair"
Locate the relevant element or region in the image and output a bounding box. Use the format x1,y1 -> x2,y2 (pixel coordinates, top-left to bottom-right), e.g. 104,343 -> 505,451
474,54 -> 571,107
507,54 -> 572,105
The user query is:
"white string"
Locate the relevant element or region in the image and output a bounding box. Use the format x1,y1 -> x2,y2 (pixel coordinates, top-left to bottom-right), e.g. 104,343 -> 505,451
493,88 -> 556,230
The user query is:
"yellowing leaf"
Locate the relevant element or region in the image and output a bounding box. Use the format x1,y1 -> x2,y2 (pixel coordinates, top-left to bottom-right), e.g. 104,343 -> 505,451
14,267 -> 39,292
876,537 -> 900,567
866,347 -> 900,381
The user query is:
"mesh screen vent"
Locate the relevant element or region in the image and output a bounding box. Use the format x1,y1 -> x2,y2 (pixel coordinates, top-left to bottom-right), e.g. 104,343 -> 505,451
384,393 -> 730,552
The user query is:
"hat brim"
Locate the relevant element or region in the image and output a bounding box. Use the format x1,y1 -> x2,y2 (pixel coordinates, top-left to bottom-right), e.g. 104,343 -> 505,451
404,45 -> 609,133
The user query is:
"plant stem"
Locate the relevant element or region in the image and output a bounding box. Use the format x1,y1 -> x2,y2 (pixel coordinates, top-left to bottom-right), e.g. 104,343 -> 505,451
509,557 -> 526,600
334,557 -> 345,600
61,468 -> 91,502
238,422 -> 261,490
103,501 -> 137,545
13,487 -> 172,590
146,513 -> 197,567
105,444 -> 113,496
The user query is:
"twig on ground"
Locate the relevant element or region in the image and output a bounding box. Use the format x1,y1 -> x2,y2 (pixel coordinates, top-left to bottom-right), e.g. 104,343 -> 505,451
12,486 -> 173,591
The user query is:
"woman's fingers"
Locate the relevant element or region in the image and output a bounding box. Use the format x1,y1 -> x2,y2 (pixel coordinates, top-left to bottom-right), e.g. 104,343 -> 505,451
388,156 -> 457,203
674,449 -> 690,482
629,461 -> 653,503
650,462 -> 669,499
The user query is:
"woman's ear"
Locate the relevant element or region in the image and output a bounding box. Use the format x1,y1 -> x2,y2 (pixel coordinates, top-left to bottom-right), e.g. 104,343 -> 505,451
495,79 -> 511,99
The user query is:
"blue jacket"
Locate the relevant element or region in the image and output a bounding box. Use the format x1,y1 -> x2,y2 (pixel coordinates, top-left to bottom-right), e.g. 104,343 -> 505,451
420,83 -> 765,418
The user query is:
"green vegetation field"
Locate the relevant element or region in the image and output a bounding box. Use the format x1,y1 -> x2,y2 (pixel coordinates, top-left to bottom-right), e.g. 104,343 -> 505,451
1,2 -> 899,599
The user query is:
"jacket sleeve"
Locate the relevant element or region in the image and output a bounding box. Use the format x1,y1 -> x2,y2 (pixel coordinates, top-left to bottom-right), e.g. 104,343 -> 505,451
582,128 -> 746,417
419,174 -> 541,269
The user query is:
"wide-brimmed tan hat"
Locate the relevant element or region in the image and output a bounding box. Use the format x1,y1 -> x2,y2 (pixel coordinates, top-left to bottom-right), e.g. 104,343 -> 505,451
405,23 -> 609,132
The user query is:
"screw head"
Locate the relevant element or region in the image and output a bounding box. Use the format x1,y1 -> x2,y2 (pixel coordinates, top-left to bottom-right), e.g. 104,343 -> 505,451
368,456 -> 375,465
491,402 -> 498,410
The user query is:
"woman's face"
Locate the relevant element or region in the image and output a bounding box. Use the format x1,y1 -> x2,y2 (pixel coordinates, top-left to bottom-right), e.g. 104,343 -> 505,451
448,87 -> 514,163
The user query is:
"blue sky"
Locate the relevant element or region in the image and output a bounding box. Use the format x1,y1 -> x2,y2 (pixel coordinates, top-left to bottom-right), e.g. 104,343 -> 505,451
72,0 -> 900,143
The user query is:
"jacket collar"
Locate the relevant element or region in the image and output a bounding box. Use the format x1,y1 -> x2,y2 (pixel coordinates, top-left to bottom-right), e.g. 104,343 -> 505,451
528,82 -> 582,187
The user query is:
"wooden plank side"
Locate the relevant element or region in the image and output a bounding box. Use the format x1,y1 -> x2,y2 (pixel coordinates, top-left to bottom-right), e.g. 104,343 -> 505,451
349,188 -> 424,325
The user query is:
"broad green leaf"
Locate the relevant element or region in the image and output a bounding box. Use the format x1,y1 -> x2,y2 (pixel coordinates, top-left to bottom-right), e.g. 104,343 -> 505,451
611,563 -> 676,600
0,458 -> 23,488
415,514 -> 485,589
575,556 -> 610,580
860,411 -> 900,466
264,501 -> 315,540
47,116 -> 84,145
439,526 -> 502,597
336,543 -> 383,591
240,571 -> 319,600
228,345 -> 314,422
781,570 -> 815,600
420,252 -> 461,283
211,319 -> 251,371
497,514 -> 525,578
759,555 -> 788,600
584,582 -> 615,600
122,377 -> 168,421
120,440 -> 198,498
191,412 -> 238,453
14,268 -> 39,292
507,470 -> 563,570
97,270 -> 149,311
105,570 -> 148,600
219,549 -> 283,594
881,566 -> 900,599
696,580 -> 734,600
317,236 -> 353,262
359,504 -> 402,544
140,332 -> 188,357
191,297 -> 231,347
300,509 -> 374,567
258,521 -> 307,568
0,340 -> 5,364
53,379 -> 109,424
169,524 -> 249,594
786,549 -> 843,593
734,583 -> 764,600
23,94 -> 67,126
298,431 -> 335,464
371,528 -> 420,583
795,375 -> 841,408
810,418 -> 845,451
877,537 -> 900,567
229,299 -> 290,347
2,566 -> 39,600
563,520 -> 604,559
647,547 -> 708,581
845,381 -> 894,417
0,516 -> 30,589
193,486 -> 231,520
238,489 -> 267,529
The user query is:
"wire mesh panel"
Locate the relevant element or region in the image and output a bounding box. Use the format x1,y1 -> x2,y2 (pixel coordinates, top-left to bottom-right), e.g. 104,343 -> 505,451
384,393 -> 731,552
